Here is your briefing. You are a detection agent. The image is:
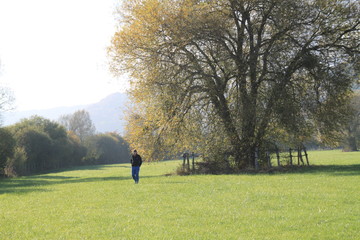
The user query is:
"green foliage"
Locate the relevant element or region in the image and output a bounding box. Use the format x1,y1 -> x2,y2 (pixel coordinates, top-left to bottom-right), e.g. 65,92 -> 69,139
66,131 -> 87,167
5,116 -> 87,175
0,128 -> 15,175
342,92 -> 360,151
110,0 -> 360,169
83,132 -> 130,165
0,150 -> 359,239
3,116 -> 130,177
16,127 -> 52,172
5,147 -> 27,177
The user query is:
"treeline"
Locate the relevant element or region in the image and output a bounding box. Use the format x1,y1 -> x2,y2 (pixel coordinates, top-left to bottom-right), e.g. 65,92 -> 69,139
0,114 -> 130,177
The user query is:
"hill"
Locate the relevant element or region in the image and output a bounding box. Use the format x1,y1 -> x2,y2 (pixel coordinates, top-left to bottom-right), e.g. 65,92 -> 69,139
1,92 -> 129,134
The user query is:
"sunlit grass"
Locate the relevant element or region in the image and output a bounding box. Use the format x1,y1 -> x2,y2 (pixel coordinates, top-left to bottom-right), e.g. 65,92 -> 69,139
1,150 -> 360,239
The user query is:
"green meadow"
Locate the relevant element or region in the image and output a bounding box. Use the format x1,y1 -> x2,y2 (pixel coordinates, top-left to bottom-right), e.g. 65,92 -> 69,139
1,150 -> 360,240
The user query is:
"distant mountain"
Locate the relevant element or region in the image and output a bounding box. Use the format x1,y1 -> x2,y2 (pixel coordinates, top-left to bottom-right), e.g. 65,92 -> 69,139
1,92 -> 129,134
86,92 -> 129,134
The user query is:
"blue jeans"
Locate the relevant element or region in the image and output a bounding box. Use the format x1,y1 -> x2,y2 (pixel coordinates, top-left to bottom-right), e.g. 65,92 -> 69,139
132,166 -> 140,183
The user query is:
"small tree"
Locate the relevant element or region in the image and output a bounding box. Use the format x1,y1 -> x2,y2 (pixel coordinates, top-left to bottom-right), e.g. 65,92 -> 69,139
59,110 -> 96,142
66,131 -> 87,166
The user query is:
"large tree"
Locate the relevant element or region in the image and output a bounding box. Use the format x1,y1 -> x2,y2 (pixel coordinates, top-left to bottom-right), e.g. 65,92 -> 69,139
109,0 -> 359,168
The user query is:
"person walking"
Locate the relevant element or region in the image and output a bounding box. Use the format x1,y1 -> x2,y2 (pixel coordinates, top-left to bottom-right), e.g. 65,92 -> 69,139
131,150 -> 142,184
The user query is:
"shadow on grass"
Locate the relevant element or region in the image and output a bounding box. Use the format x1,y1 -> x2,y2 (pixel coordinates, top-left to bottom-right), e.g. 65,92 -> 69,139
306,164 -> 360,176
3,163 -> 359,195
43,163 -> 131,175
0,165 -> 155,195
188,163 -> 360,177
264,164 -> 360,176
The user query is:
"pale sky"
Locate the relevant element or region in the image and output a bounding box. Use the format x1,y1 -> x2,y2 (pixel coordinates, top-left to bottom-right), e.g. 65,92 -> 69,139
0,0 -> 128,111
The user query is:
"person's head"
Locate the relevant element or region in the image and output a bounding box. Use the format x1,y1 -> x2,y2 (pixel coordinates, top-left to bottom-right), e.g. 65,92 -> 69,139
133,150 -> 138,156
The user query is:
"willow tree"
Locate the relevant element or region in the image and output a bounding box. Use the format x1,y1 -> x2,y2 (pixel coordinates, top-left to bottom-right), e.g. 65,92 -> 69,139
109,0 -> 359,168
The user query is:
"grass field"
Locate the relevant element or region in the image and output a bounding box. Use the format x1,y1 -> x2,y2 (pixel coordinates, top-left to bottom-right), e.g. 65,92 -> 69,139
1,150 -> 360,239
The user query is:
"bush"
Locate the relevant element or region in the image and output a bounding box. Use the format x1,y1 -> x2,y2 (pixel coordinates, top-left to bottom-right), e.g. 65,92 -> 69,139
83,133 -> 130,165
6,116 -> 87,176
194,142 -> 235,174
3,116 -> 130,176
4,147 -> 27,177
0,128 -> 16,176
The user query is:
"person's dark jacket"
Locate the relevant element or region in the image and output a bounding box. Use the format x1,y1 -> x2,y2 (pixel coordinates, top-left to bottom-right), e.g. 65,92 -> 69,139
131,154 -> 142,167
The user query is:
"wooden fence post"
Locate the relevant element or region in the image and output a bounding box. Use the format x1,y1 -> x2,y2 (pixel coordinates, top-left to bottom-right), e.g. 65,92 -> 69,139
275,147 -> 280,167
186,153 -> 190,171
303,147 -> 309,166
298,146 -> 304,165
266,151 -> 272,168
297,147 -> 300,165
192,152 -> 195,171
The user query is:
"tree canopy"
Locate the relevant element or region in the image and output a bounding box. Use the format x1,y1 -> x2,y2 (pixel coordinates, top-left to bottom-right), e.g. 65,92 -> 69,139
59,110 -> 96,142
2,116 -> 130,177
83,132 -> 131,165
0,128 -> 15,176
109,0 -> 360,168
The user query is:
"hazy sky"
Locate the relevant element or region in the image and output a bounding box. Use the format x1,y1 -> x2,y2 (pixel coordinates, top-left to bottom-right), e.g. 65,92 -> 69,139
0,0 -> 128,111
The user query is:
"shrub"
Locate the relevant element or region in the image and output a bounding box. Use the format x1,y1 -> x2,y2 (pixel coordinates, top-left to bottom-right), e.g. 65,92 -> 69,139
83,133 -> 130,165
0,128 -> 15,176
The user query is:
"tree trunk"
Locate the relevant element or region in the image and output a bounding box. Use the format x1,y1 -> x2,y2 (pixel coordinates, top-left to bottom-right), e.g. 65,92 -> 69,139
240,92 -> 257,168
212,94 -> 245,167
343,126 -> 358,151
343,136 -> 358,152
